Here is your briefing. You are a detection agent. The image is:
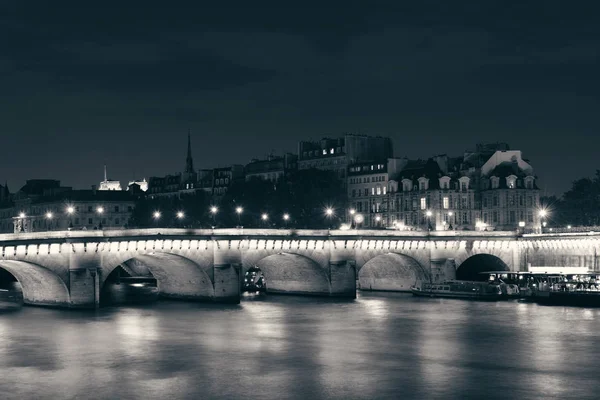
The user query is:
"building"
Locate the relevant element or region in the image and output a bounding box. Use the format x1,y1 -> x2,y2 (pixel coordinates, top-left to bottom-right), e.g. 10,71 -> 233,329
1,182 -> 136,233
384,143 -> 541,232
212,165 -> 244,197
347,158 -> 407,228
128,179 -> 148,192
245,153 -> 297,182
479,150 -> 541,231
147,133 -> 198,197
98,166 -> 122,191
387,157 -> 479,231
298,134 -> 393,181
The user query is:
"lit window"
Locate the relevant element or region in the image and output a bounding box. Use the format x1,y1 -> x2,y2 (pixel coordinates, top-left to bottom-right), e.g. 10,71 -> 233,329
330,148 -> 334,154
383,186 -> 387,195
443,197 -> 449,209
377,187 -> 381,195
420,197 -> 426,210
372,187 -> 375,195
323,149 -> 327,155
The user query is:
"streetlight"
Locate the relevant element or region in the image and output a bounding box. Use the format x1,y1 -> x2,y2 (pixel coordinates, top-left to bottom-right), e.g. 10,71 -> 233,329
375,215 -> 381,228
425,210 -> 433,231
236,206 -> 243,227
19,212 -> 25,219
325,207 -> 334,229
210,206 -> 218,227
283,213 -> 290,228
97,206 -> 104,214
539,209 -> 548,233
45,212 -> 53,231
261,213 -> 269,227
354,213 -> 364,230
66,206 -> 74,230
153,211 -> 161,219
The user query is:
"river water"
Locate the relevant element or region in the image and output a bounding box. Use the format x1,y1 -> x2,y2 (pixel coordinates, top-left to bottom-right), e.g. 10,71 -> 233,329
1,293 -> 599,400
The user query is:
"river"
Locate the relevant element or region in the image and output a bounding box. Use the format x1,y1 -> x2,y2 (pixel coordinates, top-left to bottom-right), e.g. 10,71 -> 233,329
1,293 -> 599,400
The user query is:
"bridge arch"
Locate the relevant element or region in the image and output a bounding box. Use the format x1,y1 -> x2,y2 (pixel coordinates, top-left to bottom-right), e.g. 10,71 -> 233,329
358,253 -> 428,292
255,253 -> 330,295
102,252 -> 214,300
456,254 -> 510,281
0,260 -> 70,307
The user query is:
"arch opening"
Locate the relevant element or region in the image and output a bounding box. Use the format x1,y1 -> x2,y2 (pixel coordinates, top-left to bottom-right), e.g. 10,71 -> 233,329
0,261 -> 70,307
255,253 -> 330,295
456,254 -> 510,281
102,252 -> 215,301
100,264 -> 158,306
0,267 -> 24,309
359,253 -> 428,292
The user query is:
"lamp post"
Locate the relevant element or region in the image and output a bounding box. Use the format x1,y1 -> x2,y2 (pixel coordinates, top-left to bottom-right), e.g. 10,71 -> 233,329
210,206 -> 218,227
283,213 -> 290,229
426,210 -> 433,231
375,215 -> 381,228
261,213 -> 269,228
518,221 -> 526,234
354,213 -> 364,230
325,207 -> 334,229
349,208 -> 356,226
539,209 -> 548,233
236,206 -> 243,227
176,211 -> 185,228
45,212 -> 53,231
66,206 -> 74,230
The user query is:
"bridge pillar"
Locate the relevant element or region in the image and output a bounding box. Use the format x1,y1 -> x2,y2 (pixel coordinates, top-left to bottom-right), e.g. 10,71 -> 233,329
69,247 -> 101,309
213,240 -> 241,304
329,243 -> 356,298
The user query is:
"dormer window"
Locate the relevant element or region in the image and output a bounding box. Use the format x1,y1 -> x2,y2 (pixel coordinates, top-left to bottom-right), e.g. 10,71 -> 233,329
490,176 -> 500,189
322,149 -> 327,155
402,179 -> 412,192
524,176 -> 535,189
418,177 -> 429,191
439,176 -> 450,190
458,176 -> 470,191
506,175 -> 517,189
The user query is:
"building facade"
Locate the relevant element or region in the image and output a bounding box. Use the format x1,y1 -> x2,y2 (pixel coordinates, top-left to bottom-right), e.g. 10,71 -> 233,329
245,153 -> 297,182
1,184 -> 136,233
298,134 -> 393,181
384,144 -> 541,232
347,158 -> 407,228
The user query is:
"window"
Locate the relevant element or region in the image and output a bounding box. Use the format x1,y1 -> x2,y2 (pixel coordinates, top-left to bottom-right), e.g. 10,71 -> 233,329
128,206 -> 132,212
462,213 -> 468,224
493,211 -> 498,223
323,149 -> 327,155
383,186 -> 387,195
443,197 -> 449,209
114,206 -> 119,212
352,189 -> 356,197
527,211 -> 533,223
483,197 -> 488,207
88,218 -> 93,224
376,187 -> 381,195
330,148 -> 334,154
420,181 -> 426,190
493,196 -> 498,207
509,211 -> 516,223
371,187 -> 375,195
461,182 -> 467,191
420,197 -> 426,210
75,218 -> 80,224
88,206 -> 93,212
364,188 -> 368,196
519,196 -> 524,206
115,219 -> 120,225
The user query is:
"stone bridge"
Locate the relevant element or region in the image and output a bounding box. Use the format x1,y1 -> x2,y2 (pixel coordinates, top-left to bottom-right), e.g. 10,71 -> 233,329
0,228 -> 598,308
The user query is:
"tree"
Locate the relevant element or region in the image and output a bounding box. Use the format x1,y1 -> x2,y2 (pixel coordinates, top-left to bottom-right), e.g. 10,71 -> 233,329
555,170 -> 600,227
128,191 -> 211,228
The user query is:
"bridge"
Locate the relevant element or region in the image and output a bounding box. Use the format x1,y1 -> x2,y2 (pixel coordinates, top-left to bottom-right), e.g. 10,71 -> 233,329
0,228 -> 599,308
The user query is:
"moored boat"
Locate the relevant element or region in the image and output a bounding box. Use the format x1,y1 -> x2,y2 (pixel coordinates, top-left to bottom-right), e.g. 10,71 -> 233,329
242,266 -> 267,295
0,288 -> 24,311
535,273 -> 600,307
411,280 -> 503,300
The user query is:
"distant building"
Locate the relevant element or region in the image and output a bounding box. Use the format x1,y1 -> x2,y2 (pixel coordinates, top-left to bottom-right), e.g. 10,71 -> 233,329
347,158 -> 407,228
0,182 -> 136,233
98,166 -> 122,191
212,165 -> 245,197
128,179 -> 148,192
384,143 -> 541,232
298,134 -> 393,181
245,153 -> 297,182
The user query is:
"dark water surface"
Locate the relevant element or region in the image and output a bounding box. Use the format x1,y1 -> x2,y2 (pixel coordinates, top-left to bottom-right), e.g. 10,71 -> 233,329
1,293 -> 600,400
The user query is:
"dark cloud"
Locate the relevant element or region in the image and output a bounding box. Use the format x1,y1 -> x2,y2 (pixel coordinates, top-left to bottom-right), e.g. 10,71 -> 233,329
0,0 -> 598,195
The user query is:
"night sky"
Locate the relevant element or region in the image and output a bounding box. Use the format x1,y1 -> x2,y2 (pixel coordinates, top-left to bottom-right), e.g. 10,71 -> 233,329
1,1 -> 598,196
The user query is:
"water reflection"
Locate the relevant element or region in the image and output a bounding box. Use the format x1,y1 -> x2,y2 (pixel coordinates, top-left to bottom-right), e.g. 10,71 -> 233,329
2,296 -> 600,399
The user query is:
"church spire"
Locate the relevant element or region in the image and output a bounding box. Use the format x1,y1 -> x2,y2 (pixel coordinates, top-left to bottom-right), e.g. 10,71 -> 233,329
185,130 -> 194,173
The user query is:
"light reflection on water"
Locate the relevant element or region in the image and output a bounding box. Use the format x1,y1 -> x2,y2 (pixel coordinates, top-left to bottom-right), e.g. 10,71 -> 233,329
2,293 -> 600,399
